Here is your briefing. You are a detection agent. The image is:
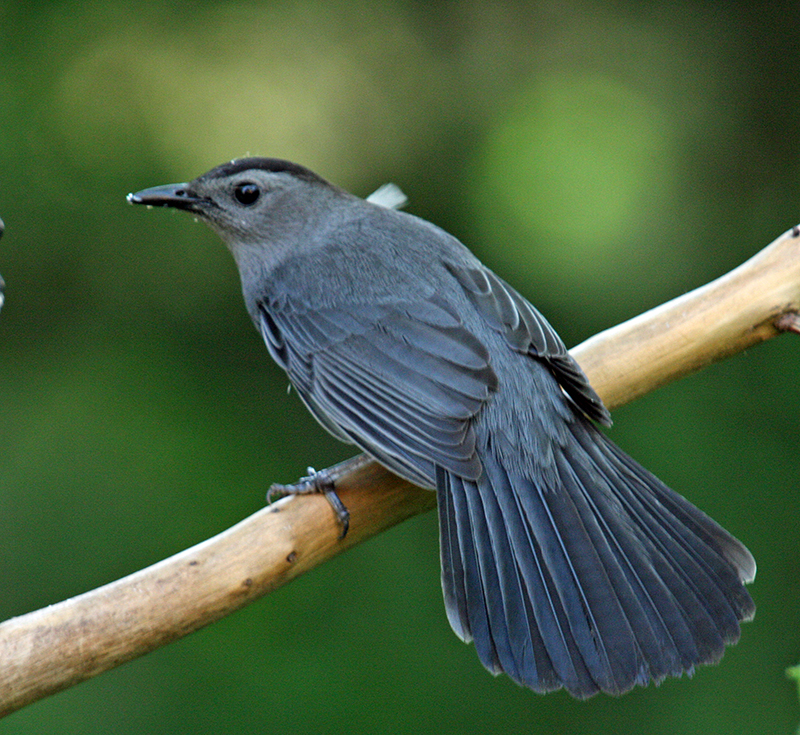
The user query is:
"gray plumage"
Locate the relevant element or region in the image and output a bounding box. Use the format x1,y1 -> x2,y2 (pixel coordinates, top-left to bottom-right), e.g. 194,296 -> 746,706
129,158 -> 755,698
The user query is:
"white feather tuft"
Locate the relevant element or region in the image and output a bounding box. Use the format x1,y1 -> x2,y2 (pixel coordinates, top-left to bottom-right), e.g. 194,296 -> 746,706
366,183 -> 408,210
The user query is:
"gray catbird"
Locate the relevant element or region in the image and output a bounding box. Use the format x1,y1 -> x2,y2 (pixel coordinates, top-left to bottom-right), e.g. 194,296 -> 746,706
129,158 -> 755,698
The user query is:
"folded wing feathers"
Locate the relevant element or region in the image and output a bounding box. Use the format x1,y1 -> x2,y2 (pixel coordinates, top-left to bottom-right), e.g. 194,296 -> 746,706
260,297 -> 497,483
445,263 -> 611,426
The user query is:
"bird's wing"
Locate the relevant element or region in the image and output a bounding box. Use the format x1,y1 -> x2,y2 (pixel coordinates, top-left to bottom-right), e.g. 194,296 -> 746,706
445,263 -> 612,426
257,294 -> 498,488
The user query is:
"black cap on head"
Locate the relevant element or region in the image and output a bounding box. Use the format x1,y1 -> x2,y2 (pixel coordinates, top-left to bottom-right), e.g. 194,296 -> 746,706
201,157 -> 329,185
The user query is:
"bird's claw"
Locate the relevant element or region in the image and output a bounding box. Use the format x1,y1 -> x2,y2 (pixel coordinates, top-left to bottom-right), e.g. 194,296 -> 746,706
268,466 -> 350,539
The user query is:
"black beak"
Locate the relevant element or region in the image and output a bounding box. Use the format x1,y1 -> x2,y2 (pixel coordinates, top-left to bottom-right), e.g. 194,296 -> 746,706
127,183 -> 207,212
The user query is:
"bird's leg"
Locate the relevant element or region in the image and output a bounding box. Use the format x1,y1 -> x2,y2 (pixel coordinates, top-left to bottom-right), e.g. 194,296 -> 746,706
268,466 -> 350,538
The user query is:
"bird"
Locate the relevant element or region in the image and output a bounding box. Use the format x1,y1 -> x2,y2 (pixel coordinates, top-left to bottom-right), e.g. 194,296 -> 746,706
128,157 -> 755,698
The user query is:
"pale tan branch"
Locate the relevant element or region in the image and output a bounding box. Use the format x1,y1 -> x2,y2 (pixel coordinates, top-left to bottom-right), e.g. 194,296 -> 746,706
1,226 -> 799,718
0,456 -> 435,718
571,224 -> 800,409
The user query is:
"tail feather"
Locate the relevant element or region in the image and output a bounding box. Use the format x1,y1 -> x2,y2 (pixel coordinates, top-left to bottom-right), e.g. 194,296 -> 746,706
602,438 -> 757,587
437,466 -> 471,643
556,439 -> 723,672
481,452 -> 601,695
444,474 -> 502,675
472,459 -> 570,691
436,422 -> 755,697
465,474 -> 536,682
578,429 -> 756,628
551,448 -> 688,681
438,463 -> 593,695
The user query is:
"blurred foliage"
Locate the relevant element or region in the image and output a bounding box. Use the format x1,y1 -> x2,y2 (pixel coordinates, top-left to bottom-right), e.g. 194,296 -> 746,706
788,663 -> 800,734
1,1 -> 799,733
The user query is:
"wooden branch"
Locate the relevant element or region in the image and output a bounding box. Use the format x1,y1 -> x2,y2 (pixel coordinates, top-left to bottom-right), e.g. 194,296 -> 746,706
571,224 -> 800,408
0,455 -> 435,719
1,226 -> 799,718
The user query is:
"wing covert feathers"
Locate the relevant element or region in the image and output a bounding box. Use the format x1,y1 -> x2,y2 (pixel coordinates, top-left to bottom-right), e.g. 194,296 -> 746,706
446,262 -> 612,426
258,296 -> 497,487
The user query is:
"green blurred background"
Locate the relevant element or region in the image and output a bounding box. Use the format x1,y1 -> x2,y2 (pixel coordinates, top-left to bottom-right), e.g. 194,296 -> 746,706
1,1 -> 799,733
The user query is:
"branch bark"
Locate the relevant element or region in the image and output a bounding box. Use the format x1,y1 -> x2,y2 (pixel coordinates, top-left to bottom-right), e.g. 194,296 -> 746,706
2,226 -> 799,718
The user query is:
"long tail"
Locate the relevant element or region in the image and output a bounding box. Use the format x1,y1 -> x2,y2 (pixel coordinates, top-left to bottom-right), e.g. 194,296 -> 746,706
436,422 -> 756,698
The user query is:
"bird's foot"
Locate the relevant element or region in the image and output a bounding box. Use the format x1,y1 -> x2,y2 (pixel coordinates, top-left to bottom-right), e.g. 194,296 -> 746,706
268,466 -> 350,539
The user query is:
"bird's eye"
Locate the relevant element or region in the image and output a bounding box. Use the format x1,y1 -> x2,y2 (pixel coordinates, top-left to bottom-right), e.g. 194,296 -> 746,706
234,182 -> 260,206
